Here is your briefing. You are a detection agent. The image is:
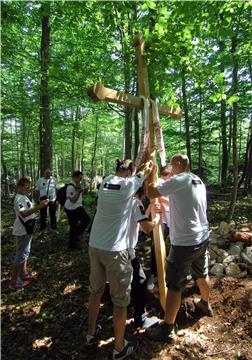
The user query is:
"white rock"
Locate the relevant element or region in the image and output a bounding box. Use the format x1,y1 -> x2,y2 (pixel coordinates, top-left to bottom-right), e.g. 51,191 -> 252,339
209,232 -> 219,244
210,263 -> 225,276
225,262 -> 241,276
229,220 -> 236,231
237,270 -> 248,279
215,248 -> 229,259
219,221 -> 230,236
223,255 -> 238,265
229,244 -> 243,256
241,247 -> 252,265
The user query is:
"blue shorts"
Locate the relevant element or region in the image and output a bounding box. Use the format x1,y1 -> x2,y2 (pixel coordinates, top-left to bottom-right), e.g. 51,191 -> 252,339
166,239 -> 209,292
13,234 -> 32,267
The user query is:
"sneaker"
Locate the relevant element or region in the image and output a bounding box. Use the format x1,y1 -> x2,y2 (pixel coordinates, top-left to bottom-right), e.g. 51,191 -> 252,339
134,313 -> 159,329
20,272 -> 33,280
113,339 -> 138,360
145,322 -> 176,342
194,298 -> 214,317
10,278 -> 31,289
85,324 -> 102,346
147,275 -> 156,291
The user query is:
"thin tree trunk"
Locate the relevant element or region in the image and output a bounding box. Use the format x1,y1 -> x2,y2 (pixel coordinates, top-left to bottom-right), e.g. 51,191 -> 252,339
89,114 -> 98,191
198,88 -> 203,177
1,119 -> 10,198
81,128 -> 86,174
227,36 -> 239,221
181,66 -> 191,167
39,2 -> 51,174
71,107 -> 79,173
134,108 -> 139,160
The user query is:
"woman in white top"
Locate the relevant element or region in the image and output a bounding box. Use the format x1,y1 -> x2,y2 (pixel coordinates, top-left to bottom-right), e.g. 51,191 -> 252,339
11,178 -> 48,289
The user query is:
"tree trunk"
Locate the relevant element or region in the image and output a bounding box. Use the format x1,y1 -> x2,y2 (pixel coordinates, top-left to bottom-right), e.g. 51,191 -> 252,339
181,66 -> 191,167
39,2 -> 51,174
198,88 -> 203,177
20,115 -> 26,177
1,119 -> 10,198
227,36 -> 239,221
81,128 -> 86,174
133,108 -> 139,160
220,97 -> 228,187
89,114 -> 98,191
71,107 -> 79,173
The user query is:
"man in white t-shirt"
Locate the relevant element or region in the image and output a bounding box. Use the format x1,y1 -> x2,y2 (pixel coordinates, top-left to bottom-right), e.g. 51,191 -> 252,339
86,159 -> 153,360
146,153 -> 212,343
64,170 -> 90,249
35,168 -> 57,232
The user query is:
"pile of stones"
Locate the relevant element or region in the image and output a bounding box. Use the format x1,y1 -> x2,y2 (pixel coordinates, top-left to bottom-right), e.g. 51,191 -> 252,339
209,221 -> 252,278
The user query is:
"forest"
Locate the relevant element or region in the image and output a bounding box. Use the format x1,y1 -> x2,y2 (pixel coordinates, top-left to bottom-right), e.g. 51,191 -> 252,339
1,1 -> 252,360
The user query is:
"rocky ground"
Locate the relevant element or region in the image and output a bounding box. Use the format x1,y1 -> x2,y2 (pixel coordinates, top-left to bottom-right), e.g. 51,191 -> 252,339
1,191 -> 252,360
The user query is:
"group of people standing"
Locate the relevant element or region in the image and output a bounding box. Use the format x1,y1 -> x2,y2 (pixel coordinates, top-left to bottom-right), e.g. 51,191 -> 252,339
86,153 -> 212,360
10,153 -> 213,360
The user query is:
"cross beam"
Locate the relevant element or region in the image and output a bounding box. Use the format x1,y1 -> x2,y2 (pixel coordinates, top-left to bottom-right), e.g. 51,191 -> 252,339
87,83 -> 181,119
87,35 -> 181,310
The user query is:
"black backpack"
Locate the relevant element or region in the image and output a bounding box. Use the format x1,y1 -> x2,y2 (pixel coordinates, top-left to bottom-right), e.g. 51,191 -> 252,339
56,184 -> 76,207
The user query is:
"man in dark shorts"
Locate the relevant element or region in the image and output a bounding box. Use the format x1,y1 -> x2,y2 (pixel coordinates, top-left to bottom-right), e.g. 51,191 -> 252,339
146,153 -> 213,342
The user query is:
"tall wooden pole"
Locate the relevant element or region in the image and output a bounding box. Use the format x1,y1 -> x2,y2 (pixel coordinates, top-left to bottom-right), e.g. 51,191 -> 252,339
134,35 -> 167,310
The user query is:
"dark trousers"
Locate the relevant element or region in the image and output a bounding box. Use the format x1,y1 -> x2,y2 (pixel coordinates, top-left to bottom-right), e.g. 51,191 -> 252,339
131,257 -> 147,325
40,200 -> 57,231
65,206 -> 90,248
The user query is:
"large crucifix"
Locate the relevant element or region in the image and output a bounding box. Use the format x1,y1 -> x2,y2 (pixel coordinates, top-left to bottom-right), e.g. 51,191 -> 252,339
88,35 -> 181,310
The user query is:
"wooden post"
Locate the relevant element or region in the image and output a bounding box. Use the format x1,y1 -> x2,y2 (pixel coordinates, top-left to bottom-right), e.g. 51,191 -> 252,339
134,35 -> 167,310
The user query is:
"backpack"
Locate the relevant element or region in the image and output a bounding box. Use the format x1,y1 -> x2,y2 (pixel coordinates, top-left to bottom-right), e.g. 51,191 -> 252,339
56,183 -> 76,207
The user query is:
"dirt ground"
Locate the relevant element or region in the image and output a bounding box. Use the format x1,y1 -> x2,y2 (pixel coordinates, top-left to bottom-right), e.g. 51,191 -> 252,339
1,198 -> 252,360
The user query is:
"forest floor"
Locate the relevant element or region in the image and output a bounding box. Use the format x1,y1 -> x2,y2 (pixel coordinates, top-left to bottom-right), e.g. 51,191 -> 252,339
1,189 -> 252,360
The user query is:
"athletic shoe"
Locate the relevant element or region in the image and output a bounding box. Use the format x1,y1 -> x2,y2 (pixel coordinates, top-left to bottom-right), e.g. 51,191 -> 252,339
10,278 -> 31,289
113,339 -> 138,360
194,298 -> 214,317
20,272 -> 33,280
146,275 -> 157,291
145,322 -> 176,342
85,324 -> 102,346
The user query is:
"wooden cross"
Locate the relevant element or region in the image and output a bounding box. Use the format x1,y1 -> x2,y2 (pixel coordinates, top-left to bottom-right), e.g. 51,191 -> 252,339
87,35 -> 181,310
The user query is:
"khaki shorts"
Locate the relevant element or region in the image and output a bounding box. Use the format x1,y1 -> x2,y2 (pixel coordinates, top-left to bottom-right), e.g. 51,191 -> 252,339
89,247 -> 133,307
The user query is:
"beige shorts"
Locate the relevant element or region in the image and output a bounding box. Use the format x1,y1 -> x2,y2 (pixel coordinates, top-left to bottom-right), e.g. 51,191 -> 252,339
89,246 -> 133,307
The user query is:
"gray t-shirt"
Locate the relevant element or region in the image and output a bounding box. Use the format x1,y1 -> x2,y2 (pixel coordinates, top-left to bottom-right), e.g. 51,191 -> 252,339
157,172 -> 209,246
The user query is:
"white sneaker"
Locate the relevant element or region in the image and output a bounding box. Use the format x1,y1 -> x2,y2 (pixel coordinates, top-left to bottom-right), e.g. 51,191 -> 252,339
147,275 -> 156,291
113,339 -> 138,360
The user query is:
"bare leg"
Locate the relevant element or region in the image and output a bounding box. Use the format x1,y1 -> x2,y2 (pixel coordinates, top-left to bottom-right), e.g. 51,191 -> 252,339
164,289 -> 181,324
113,305 -> 127,352
87,293 -> 102,335
196,275 -> 211,303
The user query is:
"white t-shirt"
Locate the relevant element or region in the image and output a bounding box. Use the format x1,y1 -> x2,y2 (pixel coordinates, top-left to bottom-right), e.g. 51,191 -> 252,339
157,172 -> 209,246
158,178 -> 170,227
89,172 -> 144,251
35,176 -> 57,201
128,198 -> 149,259
64,182 -> 82,210
13,194 -> 36,236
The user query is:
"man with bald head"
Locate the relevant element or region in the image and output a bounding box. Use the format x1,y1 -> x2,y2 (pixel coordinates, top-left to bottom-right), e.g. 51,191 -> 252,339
146,153 -> 212,342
